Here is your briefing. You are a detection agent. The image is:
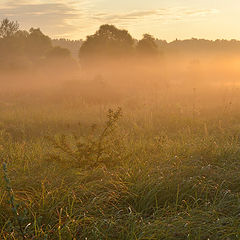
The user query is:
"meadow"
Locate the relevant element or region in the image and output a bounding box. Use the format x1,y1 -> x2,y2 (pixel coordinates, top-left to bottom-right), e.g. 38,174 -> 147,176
1,61 -> 240,240
2,13 -> 240,240
0,52 -> 240,240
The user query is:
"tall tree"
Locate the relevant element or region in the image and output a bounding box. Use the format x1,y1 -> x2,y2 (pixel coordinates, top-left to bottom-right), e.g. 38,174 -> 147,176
137,34 -> 158,55
26,28 -> 52,59
0,18 -> 19,38
79,24 -> 134,65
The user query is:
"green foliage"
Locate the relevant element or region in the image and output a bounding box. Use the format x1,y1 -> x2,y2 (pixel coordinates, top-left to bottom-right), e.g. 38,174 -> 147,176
3,162 -> 26,239
47,108 -> 123,169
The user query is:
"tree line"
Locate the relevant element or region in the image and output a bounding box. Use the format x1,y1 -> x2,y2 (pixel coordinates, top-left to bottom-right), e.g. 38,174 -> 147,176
0,19 -> 75,73
0,19 -> 159,72
1,18 -> 240,73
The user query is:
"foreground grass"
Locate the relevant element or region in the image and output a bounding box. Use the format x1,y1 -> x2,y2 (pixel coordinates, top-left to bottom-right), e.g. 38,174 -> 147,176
1,89 -> 240,239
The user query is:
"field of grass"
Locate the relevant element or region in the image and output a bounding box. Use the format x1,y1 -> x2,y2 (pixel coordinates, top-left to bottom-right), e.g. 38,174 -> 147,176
1,82 -> 240,239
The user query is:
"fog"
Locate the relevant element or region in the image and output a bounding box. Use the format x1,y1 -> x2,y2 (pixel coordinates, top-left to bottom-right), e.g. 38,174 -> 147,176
1,52 -> 240,107
2,19 -> 240,240
1,20 -> 240,118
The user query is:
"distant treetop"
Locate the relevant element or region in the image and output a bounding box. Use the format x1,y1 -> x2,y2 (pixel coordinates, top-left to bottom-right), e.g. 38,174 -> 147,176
0,18 -> 19,38
79,24 -> 134,64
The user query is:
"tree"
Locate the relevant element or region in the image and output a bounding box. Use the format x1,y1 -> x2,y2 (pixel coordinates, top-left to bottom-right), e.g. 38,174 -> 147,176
0,19 -> 23,71
26,28 -> 52,59
79,24 -> 134,65
44,46 -> 77,74
0,18 -> 19,38
0,18 -> 78,72
137,34 -> 158,55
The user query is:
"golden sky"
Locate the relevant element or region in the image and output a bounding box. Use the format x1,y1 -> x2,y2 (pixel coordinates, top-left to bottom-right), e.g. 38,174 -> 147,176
0,0 -> 239,41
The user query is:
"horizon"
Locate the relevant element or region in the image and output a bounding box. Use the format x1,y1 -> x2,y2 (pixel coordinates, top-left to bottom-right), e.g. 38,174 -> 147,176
52,35 -> 240,43
1,0 -> 240,41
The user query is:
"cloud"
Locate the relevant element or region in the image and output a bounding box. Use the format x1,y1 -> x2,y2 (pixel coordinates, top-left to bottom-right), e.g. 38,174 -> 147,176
0,1 -> 219,39
92,8 -> 219,24
183,8 -> 219,17
0,0 -> 91,38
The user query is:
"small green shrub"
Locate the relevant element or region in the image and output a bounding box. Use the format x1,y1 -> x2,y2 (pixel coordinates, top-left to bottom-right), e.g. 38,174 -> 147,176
47,108 -> 123,169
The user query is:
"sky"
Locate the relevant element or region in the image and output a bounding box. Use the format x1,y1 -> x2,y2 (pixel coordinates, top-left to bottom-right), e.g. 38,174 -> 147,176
0,0 -> 239,41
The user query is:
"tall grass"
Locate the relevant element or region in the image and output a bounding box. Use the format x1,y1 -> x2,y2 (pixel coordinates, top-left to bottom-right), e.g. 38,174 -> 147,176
1,84 -> 240,239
